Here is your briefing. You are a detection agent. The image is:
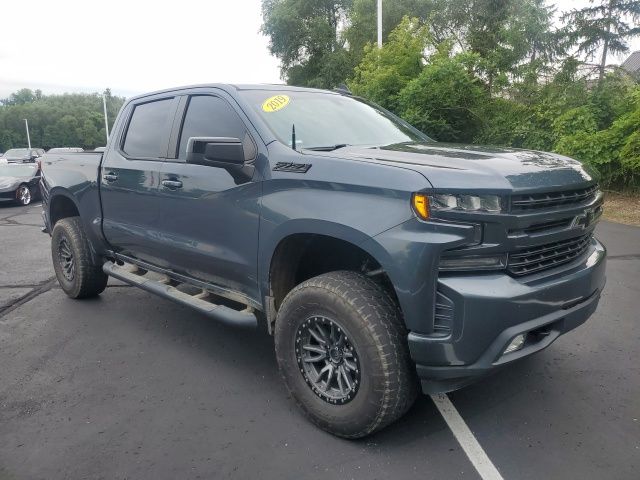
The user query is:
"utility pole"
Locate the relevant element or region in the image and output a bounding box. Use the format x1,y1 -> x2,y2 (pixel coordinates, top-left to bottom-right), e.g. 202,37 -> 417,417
377,0 -> 382,48
23,119 -> 31,149
102,94 -> 110,142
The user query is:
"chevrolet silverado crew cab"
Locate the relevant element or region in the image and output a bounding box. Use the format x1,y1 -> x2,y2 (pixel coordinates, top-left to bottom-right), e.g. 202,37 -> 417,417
40,84 -> 606,438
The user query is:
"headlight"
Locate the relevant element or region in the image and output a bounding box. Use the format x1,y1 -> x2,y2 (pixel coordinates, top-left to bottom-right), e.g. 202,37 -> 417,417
431,193 -> 502,213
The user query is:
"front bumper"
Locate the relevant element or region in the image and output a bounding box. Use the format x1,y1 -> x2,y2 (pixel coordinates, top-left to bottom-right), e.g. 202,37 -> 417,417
0,189 -> 18,202
409,238 -> 606,393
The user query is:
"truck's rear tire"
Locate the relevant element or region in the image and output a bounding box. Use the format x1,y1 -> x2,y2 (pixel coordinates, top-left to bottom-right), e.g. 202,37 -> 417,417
51,217 -> 108,299
274,270 -> 417,438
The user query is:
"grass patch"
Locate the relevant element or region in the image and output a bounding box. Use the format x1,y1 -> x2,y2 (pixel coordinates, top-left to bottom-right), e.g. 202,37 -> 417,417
603,191 -> 640,227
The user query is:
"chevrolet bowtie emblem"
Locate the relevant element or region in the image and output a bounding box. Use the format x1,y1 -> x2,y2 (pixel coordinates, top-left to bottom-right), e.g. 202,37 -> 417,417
571,207 -> 595,230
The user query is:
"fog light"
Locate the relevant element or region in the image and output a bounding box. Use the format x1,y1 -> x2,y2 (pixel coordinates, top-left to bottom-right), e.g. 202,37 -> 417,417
503,334 -> 526,354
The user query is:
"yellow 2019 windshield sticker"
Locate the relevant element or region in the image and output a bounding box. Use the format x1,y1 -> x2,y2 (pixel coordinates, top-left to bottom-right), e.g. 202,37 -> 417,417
262,94 -> 290,113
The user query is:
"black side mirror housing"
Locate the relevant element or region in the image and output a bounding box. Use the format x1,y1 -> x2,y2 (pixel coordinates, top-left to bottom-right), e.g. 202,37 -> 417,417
186,137 -> 245,167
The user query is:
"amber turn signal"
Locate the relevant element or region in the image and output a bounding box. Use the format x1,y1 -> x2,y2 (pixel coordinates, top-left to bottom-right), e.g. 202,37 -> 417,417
412,193 -> 430,220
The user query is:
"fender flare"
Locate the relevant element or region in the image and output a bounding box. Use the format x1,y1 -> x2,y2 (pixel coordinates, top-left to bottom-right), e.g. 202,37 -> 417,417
258,218 -> 396,298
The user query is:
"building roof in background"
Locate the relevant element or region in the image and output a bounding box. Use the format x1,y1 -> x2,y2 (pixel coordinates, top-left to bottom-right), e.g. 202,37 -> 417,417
621,51 -> 640,74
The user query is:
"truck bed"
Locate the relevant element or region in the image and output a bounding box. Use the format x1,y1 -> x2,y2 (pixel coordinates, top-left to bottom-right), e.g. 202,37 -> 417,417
40,151 -> 105,249
41,151 -> 103,184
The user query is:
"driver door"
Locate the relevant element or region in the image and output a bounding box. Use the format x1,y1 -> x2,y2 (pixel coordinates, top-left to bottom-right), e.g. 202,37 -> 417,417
154,93 -> 262,303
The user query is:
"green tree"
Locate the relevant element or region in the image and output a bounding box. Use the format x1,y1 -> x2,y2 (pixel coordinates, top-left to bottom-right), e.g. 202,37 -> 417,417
348,17 -> 428,111
556,86 -> 640,187
562,0 -> 640,81
0,90 -> 125,151
463,0 -> 560,93
346,0 -> 439,64
511,0 -> 565,83
398,46 -> 486,142
261,0 -> 353,88
1,88 -> 38,106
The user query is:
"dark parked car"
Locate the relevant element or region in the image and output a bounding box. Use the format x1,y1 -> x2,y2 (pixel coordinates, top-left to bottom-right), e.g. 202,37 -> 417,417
40,84 -> 606,438
0,163 -> 41,205
1,148 -> 44,164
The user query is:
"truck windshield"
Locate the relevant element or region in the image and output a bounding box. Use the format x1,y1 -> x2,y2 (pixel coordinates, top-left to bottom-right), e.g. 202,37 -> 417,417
239,90 -> 432,150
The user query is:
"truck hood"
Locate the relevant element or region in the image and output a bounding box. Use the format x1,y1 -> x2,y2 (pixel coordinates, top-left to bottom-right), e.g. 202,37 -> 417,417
330,142 -> 596,192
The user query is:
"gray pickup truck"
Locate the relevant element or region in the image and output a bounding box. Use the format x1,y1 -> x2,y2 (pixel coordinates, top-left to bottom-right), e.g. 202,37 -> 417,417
40,84 -> 606,438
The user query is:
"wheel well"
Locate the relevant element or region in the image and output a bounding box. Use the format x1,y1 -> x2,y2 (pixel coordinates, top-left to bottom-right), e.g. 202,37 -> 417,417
49,195 -> 80,226
268,234 -> 399,311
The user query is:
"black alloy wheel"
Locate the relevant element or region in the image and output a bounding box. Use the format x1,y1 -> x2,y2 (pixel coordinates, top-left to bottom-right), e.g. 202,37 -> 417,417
57,234 -> 75,281
295,315 -> 361,405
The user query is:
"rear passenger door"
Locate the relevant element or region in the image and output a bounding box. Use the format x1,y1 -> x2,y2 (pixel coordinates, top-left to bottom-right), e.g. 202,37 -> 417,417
155,93 -> 262,303
100,96 -> 179,265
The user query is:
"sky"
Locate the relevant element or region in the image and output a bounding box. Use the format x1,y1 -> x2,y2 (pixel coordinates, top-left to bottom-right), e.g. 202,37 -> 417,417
0,0 -> 283,98
0,0 -> 638,99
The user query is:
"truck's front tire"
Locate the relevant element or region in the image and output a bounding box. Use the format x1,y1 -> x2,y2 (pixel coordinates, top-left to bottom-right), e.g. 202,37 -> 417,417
274,270 -> 417,438
51,217 -> 108,299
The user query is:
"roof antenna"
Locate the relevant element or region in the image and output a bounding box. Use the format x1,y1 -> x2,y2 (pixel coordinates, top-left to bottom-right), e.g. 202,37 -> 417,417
291,124 -> 296,151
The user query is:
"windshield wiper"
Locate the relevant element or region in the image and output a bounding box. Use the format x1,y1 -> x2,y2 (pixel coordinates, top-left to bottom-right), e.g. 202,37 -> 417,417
305,144 -> 350,152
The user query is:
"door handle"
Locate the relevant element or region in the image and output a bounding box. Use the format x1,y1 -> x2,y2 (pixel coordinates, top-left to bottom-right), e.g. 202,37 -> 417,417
103,172 -> 118,182
162,179 -> 183,190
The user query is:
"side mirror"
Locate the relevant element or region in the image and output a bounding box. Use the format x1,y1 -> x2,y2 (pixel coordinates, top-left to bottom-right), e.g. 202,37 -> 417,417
186,137 -> 245,167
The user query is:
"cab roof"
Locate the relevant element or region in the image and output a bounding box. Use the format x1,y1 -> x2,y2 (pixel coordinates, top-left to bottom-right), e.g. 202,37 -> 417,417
127,83 -> 339,102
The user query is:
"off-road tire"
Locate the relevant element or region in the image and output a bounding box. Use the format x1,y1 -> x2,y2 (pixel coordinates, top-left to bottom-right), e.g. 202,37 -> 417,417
51,217 -> 108,298
275,270 -> 418,438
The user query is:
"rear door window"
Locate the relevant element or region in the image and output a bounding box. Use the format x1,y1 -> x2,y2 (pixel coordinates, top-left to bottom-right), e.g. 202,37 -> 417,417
123,98 -> 174,158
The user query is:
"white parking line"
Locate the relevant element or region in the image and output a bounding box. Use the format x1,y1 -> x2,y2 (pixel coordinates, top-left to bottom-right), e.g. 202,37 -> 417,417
431,393 -> 504,480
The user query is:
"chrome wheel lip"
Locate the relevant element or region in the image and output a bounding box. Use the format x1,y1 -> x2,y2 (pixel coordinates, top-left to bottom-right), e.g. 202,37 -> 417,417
57,235 -> 75,281
295,315 -> 361,405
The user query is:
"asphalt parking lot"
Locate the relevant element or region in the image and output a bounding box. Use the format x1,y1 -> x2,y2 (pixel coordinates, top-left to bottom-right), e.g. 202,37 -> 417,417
1,202 -> 638,480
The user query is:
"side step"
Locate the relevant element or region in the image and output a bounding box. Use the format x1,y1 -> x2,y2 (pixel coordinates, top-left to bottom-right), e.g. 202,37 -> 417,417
103,261 -> 258,328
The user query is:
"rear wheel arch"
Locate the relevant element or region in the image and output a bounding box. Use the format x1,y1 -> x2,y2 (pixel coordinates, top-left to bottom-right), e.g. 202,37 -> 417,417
49,192 -> 80,227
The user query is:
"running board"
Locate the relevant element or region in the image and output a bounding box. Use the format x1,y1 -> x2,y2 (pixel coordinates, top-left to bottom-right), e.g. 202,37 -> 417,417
103,261 -> 257,328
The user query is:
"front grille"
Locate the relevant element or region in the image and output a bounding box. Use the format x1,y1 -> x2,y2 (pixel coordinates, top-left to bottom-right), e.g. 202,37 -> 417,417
507,233 -> 592,276
511,185 -> 598,212
509,217 -> 574,236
